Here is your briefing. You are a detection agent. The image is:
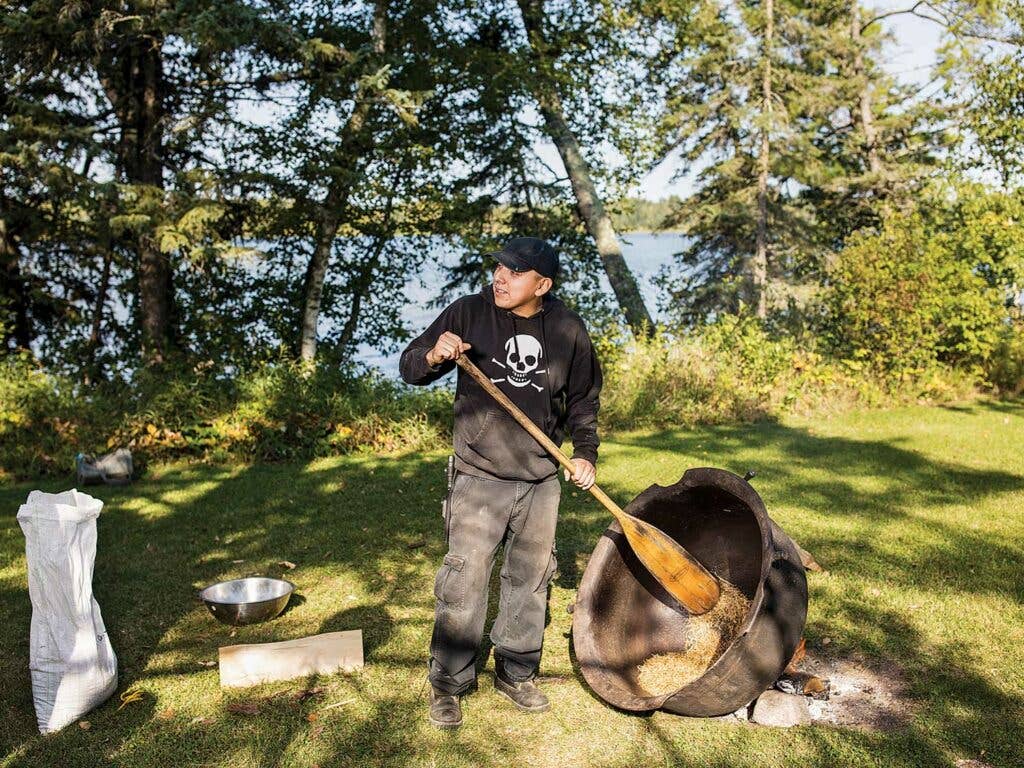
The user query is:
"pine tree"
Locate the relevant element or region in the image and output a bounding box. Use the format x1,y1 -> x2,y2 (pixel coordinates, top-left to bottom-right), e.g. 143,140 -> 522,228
1,0 -> 280,370
647,0 -> 823,324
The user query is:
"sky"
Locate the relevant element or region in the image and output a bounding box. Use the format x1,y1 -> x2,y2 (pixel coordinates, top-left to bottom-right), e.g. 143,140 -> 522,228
531,5 -> 947,202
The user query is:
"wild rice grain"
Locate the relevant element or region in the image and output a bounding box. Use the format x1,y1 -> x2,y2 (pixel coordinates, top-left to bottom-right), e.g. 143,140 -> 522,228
636,581 -> 750,696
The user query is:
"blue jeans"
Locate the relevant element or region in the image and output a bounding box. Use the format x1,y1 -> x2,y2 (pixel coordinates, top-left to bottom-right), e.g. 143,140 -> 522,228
428,471 -> 560,695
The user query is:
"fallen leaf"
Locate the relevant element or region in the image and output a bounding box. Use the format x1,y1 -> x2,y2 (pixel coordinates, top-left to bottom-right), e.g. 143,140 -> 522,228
279,560 -> 296,570
117,688 -> 146,711
803,676 -> 827,695
79,720 -> 91,730
307,712 -> 319,723
146,543 -> 157,553
822,637 -> 832,646
232,559 -> 245,564
197,660 -> 217,668
157,707 -> 176,720
227,702 -> 261,716
190,716 -> 213,726
870,588 -> 881,597
230,629 -> 237,637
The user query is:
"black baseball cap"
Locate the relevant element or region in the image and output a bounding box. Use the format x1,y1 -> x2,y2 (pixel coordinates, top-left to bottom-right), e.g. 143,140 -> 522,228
487,237 -> 559,279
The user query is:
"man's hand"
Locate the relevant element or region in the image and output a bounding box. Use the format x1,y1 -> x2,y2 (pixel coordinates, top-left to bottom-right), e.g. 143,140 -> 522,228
426,332 -> 471,367
564,458 -> 596,490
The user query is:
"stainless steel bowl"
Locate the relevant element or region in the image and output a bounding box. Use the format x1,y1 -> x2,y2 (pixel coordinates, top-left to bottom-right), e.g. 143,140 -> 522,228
198,577 -> 295,626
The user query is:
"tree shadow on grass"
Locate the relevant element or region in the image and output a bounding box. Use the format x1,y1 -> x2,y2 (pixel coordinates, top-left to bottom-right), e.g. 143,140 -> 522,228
0,450 -> 456,766
1,401 -> 1021,766
553,408 -> 1023,766
557,412 -> 1024,604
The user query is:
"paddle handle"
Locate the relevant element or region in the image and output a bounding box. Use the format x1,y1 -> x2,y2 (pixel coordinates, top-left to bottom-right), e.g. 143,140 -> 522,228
456,353 -> 721,615
455,354 -> 625,519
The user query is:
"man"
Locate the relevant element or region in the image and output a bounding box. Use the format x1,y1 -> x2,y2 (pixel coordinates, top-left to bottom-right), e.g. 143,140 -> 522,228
399,236 -> 602,730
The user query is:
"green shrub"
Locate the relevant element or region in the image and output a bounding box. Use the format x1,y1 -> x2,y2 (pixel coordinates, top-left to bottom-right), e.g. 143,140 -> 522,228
598,315 -> 983,431
600,318 -> 798,429
987,322 -> 1024,396
0,355 -> 453,481
823,212 -> 1006,380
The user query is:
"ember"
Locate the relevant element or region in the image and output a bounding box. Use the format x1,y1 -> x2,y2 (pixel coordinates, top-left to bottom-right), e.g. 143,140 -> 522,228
637,581 -> 750,695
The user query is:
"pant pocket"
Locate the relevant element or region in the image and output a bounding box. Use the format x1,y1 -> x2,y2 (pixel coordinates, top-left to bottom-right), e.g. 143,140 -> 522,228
434,554 -> 466,608
534,548 -> 558,593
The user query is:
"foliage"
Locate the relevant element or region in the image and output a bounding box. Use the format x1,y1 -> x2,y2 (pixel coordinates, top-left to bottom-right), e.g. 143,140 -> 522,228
822,211 -> 1008,379
0,355 -> 452,482
951,0 -> 1024,184
929,182 -> 1024,303
986,321 -> 1024,395
596,310 -> 995,432
2,0 -> 1023,475
644,0 -> 988,326
598,320 -> 791,427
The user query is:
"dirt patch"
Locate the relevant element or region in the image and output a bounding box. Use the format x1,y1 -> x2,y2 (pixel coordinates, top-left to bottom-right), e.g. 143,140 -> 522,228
799,649 -> 917,731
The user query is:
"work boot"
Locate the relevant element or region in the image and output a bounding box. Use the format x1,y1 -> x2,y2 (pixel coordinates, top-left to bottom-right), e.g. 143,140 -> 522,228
428,687 -> 463,730
494,668 -> 550,713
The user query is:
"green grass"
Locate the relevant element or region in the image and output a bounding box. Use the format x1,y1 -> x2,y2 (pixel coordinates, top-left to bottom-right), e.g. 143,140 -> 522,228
2,400 -> 1022,767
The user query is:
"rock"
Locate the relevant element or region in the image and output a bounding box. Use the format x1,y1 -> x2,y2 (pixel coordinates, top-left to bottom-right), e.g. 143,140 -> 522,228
751,690 -> 811,727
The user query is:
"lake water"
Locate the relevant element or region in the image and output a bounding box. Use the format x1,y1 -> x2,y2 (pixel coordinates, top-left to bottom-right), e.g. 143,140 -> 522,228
359,231 -> 687,377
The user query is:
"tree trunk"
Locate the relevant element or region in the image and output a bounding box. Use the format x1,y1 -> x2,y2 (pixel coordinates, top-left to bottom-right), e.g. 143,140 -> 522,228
299,204 -> 341,361
297,0 -> 386,362
336,239 -> 385,353
752,0 -> 773,320
516,0 -> 654,337
336,189 -> 394,353
103,35 -> 173,366
851,5 -> 882,175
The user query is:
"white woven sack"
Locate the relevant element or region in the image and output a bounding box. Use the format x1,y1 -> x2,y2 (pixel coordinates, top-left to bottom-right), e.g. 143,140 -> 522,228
17,489 -> 118,733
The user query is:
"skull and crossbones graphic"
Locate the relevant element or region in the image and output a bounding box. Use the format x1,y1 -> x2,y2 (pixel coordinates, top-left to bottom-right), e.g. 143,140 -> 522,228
491,334 -> 546,392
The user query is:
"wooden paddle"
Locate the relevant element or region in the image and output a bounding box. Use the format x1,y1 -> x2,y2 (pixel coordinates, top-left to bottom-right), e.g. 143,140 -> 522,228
455,354 -> 721,615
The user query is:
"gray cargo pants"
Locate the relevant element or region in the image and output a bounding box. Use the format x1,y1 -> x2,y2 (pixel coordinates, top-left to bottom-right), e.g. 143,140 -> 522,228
428,471 -> 560,695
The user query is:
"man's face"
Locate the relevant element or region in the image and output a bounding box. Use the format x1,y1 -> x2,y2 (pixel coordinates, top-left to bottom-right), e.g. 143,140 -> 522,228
492,262 -> 549,311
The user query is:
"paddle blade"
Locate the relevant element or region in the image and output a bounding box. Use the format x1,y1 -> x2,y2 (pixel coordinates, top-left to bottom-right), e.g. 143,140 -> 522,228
620,515 -> 721,615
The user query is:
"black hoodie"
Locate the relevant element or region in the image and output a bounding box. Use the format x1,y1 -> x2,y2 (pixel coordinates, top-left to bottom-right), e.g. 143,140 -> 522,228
399,285 -> 602,482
